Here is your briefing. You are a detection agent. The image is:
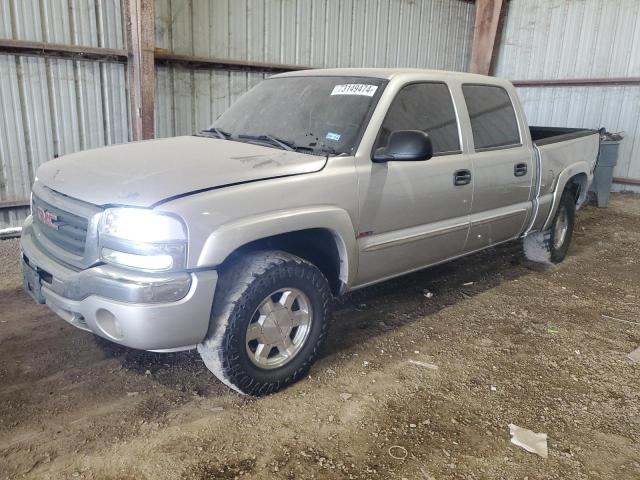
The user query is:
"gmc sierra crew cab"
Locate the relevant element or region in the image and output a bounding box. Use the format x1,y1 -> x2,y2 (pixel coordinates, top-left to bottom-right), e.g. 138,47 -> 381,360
21,69 -> 600,395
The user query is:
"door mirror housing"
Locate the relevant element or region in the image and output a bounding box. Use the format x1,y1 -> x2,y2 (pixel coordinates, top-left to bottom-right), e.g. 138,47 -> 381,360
372,130 -> 433,163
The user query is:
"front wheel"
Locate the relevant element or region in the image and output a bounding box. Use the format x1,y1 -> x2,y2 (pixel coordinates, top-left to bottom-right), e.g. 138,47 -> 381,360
523,189 -> 576,264
198,251 -> 332,395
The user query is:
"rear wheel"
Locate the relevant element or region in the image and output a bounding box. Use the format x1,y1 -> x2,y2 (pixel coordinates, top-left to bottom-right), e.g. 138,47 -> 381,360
524,189 -> 576,264
198,251 -> 331,395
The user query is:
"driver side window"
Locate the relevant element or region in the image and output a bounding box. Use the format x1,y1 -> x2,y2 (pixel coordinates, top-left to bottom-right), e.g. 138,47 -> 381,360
376,82 -> 461,155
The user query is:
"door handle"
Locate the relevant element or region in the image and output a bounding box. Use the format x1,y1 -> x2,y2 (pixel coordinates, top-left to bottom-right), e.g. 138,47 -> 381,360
514,163 -> 528,177
453,169 -> 472,186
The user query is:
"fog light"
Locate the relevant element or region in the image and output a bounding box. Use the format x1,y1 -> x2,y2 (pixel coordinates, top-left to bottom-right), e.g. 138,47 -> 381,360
95,308 -> 123,340
101,248 -> 173,271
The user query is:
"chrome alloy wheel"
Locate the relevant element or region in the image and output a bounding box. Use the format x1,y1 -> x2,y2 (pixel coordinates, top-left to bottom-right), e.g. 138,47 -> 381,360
553,204 -> 569,250
245,288 -> 313,369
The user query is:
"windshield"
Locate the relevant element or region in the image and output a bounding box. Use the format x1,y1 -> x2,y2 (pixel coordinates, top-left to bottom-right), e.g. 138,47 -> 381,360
209,76 -> 387,156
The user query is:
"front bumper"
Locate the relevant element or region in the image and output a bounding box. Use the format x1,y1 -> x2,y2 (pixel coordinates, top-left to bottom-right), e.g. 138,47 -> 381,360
21,218 -> 217,351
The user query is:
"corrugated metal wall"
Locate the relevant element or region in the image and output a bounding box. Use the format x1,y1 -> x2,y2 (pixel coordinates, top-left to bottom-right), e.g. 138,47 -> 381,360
154,0 -> 476,137
494,0 -> 640,191
0,0 -> 474,228
0,0 -> 129,228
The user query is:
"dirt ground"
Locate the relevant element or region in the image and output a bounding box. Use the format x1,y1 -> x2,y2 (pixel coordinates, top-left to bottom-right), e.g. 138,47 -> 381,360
1,194 -> 639,480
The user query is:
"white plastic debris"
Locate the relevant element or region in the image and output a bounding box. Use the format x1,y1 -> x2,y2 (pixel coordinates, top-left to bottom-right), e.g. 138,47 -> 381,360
628,346 -> 640,363
423,290 -> 434,298
388,445 -> 408,460
508,424 -> 548,458
523,231 -> 552,264
408,359 -> 439,370
463,282 -> 474,286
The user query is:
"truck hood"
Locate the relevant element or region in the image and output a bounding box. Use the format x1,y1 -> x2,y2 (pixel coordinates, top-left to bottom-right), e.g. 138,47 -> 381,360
36,136 -> 327,207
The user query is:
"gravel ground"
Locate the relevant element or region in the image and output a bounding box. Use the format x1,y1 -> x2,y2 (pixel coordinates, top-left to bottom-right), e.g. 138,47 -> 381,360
1,193 -> 639,479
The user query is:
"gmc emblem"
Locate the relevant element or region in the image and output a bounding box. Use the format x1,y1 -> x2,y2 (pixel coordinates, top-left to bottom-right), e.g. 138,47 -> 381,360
36,206 -> 58,230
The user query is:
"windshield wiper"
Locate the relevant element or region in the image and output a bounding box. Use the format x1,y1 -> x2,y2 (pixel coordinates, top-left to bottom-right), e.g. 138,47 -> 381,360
199,127 -> 231,139
237,134 -> 295,151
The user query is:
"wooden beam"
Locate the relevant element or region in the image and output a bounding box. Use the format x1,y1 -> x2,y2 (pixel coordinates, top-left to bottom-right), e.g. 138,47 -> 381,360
613,177 -> 640,186
0,199 -> 30,210
469,0 -> 507,75
512,77 -> 640,87
154,50 -> 309,73
0,38 -> 127,63
125,0 -> 155,141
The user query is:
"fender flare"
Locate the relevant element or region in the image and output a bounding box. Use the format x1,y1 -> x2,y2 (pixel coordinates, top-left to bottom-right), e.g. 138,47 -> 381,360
542,162 -> 591,231
196,206 -> 358,287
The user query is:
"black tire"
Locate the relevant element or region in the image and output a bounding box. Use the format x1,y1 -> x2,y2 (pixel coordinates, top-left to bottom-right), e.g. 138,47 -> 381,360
197,250 -> 332,396
523,189 -> 576,264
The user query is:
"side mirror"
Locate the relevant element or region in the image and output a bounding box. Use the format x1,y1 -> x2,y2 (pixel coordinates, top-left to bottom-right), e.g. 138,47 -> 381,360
372,130 -> 433,163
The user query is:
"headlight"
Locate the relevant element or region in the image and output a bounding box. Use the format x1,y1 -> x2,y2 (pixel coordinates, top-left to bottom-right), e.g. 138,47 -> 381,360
101,248 -> 174,271
98,208 -> 187,272
101,208 -> 185,243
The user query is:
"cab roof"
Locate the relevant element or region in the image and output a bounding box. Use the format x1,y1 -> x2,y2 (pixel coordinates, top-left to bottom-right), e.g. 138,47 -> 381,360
272,68 -> 513,87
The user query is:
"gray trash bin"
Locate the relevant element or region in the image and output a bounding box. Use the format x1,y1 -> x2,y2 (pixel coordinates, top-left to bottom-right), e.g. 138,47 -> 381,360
591,134 -> 623,208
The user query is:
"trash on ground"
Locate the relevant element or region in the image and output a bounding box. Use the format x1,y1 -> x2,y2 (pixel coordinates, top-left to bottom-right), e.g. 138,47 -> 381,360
463,282 -> 474,286
490,385 -> 497,392
420,467 -> 436,480
408,359 -> 439,370
508,423 -> 548,458
388,445 -> 408,460
599,130 -> 623,142
628,346 -> 640,363
547,326 -> 559,334
423,290 -> 434,298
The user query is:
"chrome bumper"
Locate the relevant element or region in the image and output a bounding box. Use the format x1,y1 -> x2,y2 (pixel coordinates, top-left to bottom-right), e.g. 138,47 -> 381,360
20,218 -> 217,351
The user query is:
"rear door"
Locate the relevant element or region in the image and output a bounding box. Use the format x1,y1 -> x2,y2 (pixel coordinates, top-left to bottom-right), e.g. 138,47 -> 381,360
461,84 -> 534,251
355,82 -> 473,286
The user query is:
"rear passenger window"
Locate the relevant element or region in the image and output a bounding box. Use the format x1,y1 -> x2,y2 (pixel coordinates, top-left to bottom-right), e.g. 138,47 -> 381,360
462,84 -> 521,150
376,83 -> 460,155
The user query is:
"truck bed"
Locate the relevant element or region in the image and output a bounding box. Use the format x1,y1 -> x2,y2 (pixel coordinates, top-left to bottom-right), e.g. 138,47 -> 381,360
526,127 -> 600,234
530,126 -> 599,146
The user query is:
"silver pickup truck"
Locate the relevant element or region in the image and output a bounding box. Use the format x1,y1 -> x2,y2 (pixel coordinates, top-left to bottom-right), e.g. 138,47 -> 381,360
21,68 -> 600,395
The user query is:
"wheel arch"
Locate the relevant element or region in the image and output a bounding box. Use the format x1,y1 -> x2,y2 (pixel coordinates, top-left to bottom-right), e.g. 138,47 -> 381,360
566,171 -> 589,206
196,207 -> 357,294
542,164 -> 591,231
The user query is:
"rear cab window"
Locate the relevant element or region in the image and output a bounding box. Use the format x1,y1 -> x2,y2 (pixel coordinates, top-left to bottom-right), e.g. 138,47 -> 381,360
375,82 -> 461,156
462,84 -> 521,151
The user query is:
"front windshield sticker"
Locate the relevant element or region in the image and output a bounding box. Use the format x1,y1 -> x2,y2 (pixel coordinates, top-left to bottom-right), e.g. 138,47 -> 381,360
326,132 -> 341,141
330,84 -> 378,97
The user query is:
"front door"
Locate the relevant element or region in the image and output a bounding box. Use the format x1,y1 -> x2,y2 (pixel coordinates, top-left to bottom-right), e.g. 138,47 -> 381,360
461,84 -> 534,251
354,82 -> 473,287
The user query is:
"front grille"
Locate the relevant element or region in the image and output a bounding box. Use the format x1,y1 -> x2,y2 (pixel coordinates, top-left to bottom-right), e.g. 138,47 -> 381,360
32,194 -> 89,256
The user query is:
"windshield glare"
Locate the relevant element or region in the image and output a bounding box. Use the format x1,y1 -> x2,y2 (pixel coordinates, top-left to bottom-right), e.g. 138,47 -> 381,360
211,76 -> 386,156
